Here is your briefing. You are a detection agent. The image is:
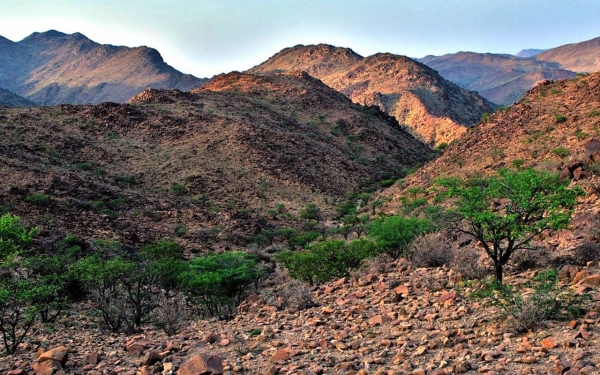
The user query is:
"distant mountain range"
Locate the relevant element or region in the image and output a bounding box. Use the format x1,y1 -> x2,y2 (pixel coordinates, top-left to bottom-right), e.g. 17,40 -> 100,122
2,29 -> 600,144
0,30 -> 206,105
419,52 -> 576,105
418,36 -> 600,105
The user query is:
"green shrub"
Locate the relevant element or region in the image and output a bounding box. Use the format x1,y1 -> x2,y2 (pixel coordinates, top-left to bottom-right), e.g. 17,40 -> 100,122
115,175 -> 138,185
551,147 -> 570,158
171,183 -> 187,195
141,239 -> 186,293
77,162 -> 93,171
174,224 -> 188,237
380,179 -> 395,188
300,203 -> 321,222
25,193 -> 50,206
179,252 -> 266,319
289,231 -> 320,249
276,239 -> 376,284
555,114 -> 567,123
368,216 -> 433,259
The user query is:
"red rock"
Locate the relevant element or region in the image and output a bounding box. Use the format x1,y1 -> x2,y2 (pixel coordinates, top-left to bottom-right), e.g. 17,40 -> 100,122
143,350 -> 162,366
333,277 -> 347,287
270,348 -> 295,363
559,265 -> 581,282
540,338 -> 558,349
38,346 -> 69,366
574,330 -> 591,340
324,286 -> 335,294
322,306 -> 334,314
440,291 -> 456,303
126,338 -> 153,356
393,284 -> 409,298
85,352 -> 99,364
7,370 -> 26,375
569,320 -> 579,329
368,314 -> 391,327
573,270 -> 591,284
32,359 -> 61,375
581,275 -> 600,286
177,353 -> 223,375
219,338 -> 230,346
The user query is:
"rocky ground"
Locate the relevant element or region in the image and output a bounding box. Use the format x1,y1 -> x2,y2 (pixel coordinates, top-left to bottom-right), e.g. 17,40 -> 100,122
4,257 -> 600,375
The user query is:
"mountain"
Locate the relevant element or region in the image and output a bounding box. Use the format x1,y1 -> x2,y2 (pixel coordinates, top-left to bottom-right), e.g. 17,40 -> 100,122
0,87 -> 36,107
0,70 -> 433,252
420,52 -> 577,105
515,48 -> 547,58
0,30 -> 207,105
380,72 -> 600,244
536,36 -> 600,73
248,44 -> 495,146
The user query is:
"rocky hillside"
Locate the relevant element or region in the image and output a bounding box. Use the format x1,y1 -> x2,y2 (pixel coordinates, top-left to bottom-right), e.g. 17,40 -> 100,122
3,255 -> 600,374
0,70 -> 433,252
380,73 -> 600,247
536,36 -> 600,74
0,87 -> 36,107
249,44 -> 495,146
0,30 -> 206,105
420,52 -> 576,106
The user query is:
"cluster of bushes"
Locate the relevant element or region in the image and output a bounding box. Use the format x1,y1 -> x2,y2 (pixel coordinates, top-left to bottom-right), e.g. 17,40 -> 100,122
0,213 -> 267,353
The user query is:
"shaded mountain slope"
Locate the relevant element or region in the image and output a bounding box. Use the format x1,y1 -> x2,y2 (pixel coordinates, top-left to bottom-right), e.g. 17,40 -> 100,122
420,52 -> 577,105
0,71 -> 433,252
249,44 -> 495,146
0,87 -> 36,107
536,36 -> 600,73
0,30 -> 206,105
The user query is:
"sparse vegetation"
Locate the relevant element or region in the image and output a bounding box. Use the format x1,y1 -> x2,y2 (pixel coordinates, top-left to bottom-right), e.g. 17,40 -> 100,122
551,146 -> 570,158
471,270 -> 591,332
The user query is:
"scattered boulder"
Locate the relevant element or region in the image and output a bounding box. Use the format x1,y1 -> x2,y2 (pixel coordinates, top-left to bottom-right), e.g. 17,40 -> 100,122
177,353 -> 223,375
38,346 -> 68,366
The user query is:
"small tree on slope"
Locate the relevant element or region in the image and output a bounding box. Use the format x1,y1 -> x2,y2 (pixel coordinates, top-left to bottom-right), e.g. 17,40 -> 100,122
438,168 -> 584,284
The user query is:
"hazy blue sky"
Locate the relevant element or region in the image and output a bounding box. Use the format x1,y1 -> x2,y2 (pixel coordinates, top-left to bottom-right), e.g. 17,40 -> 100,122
1,0 -> 599,77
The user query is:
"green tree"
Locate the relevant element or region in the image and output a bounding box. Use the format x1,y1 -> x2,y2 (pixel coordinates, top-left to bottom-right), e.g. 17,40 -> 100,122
438,168 -> 583,284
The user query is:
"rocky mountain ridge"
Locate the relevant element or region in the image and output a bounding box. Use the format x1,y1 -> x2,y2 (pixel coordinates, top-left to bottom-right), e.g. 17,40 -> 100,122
0,30 -> 206,105
249,44 -> 495,146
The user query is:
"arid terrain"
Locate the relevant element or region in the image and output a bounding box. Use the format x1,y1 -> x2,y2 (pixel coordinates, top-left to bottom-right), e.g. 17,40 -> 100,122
3,30 -> 600,375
